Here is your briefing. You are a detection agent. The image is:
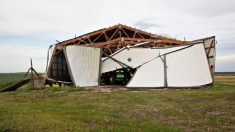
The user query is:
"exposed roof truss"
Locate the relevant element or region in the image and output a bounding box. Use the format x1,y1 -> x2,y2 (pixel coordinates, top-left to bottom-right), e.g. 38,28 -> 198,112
56,24 -> 190,54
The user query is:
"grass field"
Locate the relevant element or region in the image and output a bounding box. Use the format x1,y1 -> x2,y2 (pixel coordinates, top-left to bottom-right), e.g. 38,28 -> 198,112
0,74 -> 234,131
0,73 -> 25,88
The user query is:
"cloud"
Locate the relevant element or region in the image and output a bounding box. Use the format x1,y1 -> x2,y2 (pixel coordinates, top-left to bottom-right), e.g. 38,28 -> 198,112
217,55 -> 235,62
216,55 -> 235,72
0,0 -> 234,72
134,19 -> 162,30
0,43 -> 47,73
217,44 -> 235,50
162,0 -> 235,17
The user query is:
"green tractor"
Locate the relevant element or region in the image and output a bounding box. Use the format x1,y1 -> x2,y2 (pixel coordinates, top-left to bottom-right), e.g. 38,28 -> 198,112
101,68 -> 135,85
109,70 -> 125,85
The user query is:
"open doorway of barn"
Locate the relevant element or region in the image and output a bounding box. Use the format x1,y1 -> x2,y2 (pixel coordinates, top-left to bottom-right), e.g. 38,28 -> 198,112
47,49 -> 72,83
100,68 -> 136,85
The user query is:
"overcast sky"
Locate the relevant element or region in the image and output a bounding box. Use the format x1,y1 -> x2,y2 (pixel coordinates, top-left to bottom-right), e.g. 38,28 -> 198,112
0,0 -> 234,72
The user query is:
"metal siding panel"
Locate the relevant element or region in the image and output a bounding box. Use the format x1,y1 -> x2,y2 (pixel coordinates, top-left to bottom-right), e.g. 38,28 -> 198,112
102,44 -> 212,87
126,58 -> 164,87
101,59 -> 123,73
167,44 -> 213,87
125,46 -> 190,87
101,48 -> 159,73
101,45 -> 188,73
65,46 -> 101,87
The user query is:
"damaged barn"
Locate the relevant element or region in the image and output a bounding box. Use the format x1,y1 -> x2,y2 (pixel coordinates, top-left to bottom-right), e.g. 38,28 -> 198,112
46,24 -> 216,88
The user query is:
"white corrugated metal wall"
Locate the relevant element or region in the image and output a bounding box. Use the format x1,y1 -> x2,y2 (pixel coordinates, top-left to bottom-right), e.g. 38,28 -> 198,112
121,44 -> 212,87
64,46 -> 101,87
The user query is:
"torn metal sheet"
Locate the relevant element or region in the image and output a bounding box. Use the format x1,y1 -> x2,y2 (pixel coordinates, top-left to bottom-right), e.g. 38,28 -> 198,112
192,37 -> 216,76
101,45 -> 189,73
64,46 -> 101,87
126,58 -> 165,87
126,43 -> 213,87
166,44 -> 213,87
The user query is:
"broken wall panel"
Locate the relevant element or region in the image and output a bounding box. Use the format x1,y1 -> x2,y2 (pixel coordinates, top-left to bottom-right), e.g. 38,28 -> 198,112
101,48 -> 158,73
64,46 -> 101,87
126,43 -> 213,88
166,44 -> 213,87
126,58 -> 164,87
101,45 -> 189,74
192,36 -> 216,76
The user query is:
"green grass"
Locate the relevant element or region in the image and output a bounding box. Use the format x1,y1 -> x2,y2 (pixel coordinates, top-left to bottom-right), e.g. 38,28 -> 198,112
0,75 -> 234,131
0,73 -> 25,88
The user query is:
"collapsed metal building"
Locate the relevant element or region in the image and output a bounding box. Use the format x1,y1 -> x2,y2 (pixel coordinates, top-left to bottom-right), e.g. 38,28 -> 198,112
46,24 -> 216,88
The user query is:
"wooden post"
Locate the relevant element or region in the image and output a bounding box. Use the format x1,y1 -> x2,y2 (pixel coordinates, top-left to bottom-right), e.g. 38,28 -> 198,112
30,58 -> 34,87
25,58 -> 40,87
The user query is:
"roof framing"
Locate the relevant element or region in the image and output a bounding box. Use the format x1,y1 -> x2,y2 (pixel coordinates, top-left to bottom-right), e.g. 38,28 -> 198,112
56,24 -> 190,54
